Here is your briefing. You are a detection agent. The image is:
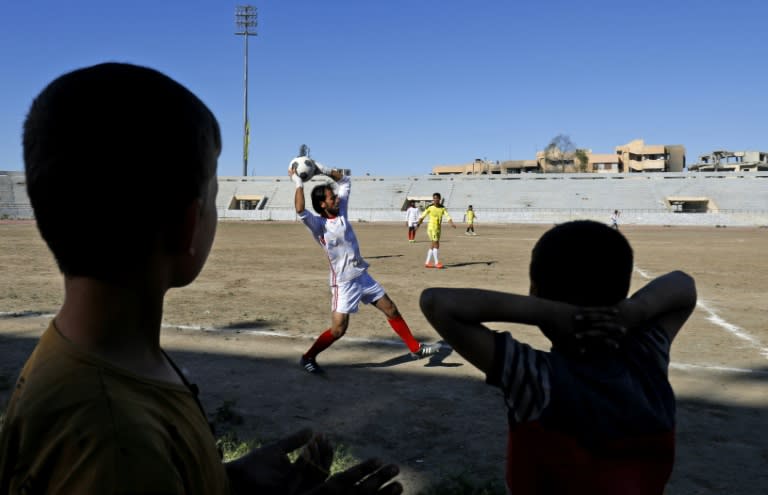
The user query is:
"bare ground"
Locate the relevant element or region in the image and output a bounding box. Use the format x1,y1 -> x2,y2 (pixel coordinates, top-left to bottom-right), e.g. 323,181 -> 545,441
1,221 -> 767,493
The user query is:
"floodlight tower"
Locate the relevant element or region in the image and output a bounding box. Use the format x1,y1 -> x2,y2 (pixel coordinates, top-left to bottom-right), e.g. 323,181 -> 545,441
235,5 -> 257,176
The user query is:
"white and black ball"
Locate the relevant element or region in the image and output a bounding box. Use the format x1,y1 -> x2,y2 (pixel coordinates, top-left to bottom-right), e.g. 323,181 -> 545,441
291,157 -> 317,182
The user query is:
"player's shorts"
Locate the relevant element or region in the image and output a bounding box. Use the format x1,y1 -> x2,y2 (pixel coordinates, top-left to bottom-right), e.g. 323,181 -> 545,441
331,272 -> 386,314
427,226 -> 442,242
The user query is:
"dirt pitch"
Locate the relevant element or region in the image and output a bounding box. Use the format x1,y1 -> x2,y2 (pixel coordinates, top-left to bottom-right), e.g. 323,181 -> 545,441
1,221 -> 767,494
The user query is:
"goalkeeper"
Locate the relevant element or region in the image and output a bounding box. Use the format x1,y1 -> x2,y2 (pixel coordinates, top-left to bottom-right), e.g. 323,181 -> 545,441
289,160 -> 441,374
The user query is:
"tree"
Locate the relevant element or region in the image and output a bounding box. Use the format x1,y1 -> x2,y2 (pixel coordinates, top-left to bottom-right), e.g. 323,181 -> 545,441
544,134 -> 576,173
575,148 -> 589,173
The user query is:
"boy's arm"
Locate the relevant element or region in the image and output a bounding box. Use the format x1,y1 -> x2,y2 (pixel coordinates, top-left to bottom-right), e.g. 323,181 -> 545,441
619,270 -> 697,342
444,210 -> 457,228
416,208 -> 428,227
419,288 -> 577,374
289,167 -> 306,214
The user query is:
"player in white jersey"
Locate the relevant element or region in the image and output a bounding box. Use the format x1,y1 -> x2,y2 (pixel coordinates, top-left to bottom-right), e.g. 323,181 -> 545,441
290,164 -> 440,374
610,209 -> 620,230
405,200 -> 420,243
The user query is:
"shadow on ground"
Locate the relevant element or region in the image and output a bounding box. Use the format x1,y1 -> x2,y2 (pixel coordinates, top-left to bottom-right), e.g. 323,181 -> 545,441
2,332 -> 767,494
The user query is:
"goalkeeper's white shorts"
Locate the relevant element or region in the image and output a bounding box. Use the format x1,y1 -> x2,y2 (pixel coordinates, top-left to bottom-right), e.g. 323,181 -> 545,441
330,272 -> 385,314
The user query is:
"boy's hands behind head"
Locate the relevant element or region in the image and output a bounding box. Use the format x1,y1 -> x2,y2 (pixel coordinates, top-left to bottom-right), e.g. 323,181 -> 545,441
561,307 -> 628,357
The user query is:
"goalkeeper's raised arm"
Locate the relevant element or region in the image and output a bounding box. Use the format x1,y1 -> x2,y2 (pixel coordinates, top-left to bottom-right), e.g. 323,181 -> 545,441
289,165 -> 306,214
313,161 -> 343,182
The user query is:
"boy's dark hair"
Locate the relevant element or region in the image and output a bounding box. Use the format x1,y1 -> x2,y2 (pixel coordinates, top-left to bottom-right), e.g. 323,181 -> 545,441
311,184 -> 330,217
24,62 -> 221,282
432,192 -> 441,199
530,220 -> 633,306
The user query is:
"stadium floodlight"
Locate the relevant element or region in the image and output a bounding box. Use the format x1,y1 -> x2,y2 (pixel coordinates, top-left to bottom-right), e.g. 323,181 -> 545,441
235,5 -> 257,176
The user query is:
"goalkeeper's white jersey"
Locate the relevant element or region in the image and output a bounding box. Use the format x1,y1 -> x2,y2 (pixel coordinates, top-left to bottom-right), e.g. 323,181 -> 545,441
299,176 -> 369,285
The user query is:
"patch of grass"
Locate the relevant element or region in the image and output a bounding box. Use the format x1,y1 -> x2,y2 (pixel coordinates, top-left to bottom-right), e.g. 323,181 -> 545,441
326,444 -> 358,475
213,425 -> 500,493
216,433 -> 360,476
217,431 -> 260,462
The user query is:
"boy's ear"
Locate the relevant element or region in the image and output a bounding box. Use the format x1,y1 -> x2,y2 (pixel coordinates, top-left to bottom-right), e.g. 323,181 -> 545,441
178,198 -> 203,256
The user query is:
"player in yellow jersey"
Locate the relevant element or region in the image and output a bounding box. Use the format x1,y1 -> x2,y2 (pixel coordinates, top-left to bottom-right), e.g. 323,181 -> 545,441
416,192 -> 456,268
464,205 -> 477,235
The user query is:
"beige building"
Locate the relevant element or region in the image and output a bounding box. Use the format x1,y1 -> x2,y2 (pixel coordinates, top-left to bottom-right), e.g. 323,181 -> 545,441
534,150 -> 577,173
431,139 -> 686,175
615,139 -> 686,172
589,153 -> 620,173
688,150 -> 768,172
431,158 -> 538,175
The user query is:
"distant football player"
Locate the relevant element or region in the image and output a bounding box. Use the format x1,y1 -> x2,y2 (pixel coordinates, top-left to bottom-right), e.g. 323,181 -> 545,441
416,192 -> 456,268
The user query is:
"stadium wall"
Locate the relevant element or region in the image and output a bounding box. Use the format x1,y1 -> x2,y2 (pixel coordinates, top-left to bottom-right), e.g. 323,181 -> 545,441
216,172 -> 768,227
2,170 -> 767,226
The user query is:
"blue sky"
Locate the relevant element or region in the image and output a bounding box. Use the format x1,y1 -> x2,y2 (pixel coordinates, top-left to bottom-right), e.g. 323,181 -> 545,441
1,0 -> 766,177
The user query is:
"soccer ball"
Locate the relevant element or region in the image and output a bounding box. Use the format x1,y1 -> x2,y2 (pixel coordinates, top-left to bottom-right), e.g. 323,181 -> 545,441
291,156 -> 317,182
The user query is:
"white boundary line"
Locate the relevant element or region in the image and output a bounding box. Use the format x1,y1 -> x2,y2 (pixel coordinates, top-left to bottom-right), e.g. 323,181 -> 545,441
4,304 -> 766,371
170,323 -> 406,346
634,267 -> 768,360
670,362 -> 768,376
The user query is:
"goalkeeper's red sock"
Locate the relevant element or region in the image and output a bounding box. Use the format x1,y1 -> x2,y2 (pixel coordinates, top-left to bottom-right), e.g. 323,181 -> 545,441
303,329 -> 337,359
388,316 -> 420,353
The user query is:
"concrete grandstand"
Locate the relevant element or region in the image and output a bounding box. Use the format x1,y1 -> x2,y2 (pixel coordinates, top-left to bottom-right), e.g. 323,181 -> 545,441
2,170 -> 767,226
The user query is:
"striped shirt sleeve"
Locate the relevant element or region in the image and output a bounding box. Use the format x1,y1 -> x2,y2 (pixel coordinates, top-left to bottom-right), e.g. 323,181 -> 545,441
486,331 -> 552,423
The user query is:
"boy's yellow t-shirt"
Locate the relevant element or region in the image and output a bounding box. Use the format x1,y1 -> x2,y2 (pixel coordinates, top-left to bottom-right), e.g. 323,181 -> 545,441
419,205 -> 452,229
0,322 -> 228,494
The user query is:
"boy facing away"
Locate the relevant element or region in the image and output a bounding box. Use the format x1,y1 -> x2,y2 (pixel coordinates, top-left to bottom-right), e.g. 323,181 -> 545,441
420,220 -> 697,495
0,62 -> 401,495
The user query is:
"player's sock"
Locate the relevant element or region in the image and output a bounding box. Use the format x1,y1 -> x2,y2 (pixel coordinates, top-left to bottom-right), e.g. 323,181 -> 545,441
388,316 -> 420,353
425,251 -> 432,264
433,248 -> 440,264
303,329 -> 337,360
